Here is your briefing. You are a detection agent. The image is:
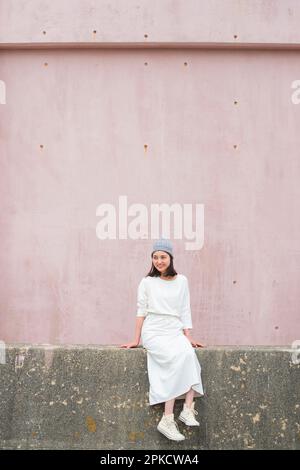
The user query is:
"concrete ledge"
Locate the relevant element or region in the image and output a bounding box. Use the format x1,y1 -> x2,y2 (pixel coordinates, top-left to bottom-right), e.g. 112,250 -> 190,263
0,344 -> 299,450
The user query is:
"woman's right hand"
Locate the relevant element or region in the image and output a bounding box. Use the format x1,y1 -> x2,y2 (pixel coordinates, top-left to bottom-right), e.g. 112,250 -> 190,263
120,341 -> 139,349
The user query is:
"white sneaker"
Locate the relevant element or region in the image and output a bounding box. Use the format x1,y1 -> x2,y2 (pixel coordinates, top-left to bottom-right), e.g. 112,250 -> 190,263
157,413 -> 185,441
178,402 -> 200,426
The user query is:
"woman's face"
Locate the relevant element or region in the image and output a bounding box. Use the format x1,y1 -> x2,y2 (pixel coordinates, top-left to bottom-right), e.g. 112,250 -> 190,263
152,251 -> 171,275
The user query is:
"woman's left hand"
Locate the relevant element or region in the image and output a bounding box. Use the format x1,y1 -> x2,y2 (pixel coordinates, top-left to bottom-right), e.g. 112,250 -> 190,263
189,338 -> 205,348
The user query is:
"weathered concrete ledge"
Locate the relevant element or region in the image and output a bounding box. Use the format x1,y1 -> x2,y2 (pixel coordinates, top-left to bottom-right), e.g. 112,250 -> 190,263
0,344 -> 299,450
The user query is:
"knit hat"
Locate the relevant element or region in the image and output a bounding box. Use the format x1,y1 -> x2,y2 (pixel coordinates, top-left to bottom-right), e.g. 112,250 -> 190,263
151,237 -> 173,257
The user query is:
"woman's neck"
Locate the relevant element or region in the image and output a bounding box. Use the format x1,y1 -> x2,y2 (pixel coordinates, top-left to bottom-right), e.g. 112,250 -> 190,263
160,274 -> 177,280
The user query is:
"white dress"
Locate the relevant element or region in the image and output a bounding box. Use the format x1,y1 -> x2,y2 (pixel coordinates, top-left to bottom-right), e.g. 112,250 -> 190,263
136,274 -> 204,406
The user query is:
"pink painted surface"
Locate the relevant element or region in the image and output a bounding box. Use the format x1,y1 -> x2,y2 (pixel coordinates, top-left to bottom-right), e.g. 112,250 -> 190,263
1,7 -> 300,346
1,0 -> 300,46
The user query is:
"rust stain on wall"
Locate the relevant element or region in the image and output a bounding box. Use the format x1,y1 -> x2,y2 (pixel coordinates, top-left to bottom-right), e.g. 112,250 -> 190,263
128,431 -> 145,442
86,416 -> 97,433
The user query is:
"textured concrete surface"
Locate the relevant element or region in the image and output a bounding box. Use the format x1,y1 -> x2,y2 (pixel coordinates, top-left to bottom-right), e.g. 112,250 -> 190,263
1,0 -> 300,47
0,344 -> 299,450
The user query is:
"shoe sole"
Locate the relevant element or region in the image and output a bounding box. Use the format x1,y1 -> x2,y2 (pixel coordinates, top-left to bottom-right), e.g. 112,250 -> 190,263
178,416 -> 200,426
157,424 -> 185,441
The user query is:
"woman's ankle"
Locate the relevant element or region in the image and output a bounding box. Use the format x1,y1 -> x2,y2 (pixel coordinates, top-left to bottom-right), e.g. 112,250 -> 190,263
184,401 -> 193,408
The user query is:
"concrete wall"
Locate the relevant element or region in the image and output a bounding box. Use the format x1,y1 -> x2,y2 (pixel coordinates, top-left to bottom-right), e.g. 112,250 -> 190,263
1,1 -> 300,346
1,0 -> 300,47
0,344 -> 299,450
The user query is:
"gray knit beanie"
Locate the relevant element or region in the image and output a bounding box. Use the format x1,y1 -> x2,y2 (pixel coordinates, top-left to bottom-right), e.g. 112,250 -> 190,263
151,237 -> 173,257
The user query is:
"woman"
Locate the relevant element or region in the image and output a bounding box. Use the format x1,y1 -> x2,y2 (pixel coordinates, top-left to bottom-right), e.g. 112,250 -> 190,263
121,238 -> 205,442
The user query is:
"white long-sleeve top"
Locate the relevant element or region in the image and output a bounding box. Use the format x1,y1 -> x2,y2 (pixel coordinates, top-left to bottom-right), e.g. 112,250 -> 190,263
136,274 -> 193,329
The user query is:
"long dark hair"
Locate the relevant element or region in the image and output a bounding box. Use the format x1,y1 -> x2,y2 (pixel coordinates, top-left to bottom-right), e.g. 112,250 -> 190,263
146,252 -> 178,278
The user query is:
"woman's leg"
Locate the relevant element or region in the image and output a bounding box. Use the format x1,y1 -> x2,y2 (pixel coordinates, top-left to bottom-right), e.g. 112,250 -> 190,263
185,387 -> 195,408
165,387 -> 195,415
164,398 -> 175,415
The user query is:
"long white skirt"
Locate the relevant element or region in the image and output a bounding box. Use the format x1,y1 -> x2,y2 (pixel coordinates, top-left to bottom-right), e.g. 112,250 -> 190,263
141,313 -> 204,406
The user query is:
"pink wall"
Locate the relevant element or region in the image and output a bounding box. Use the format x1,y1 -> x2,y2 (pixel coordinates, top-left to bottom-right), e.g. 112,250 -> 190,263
1,0 -> 300,47
0,1 -> 300,345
